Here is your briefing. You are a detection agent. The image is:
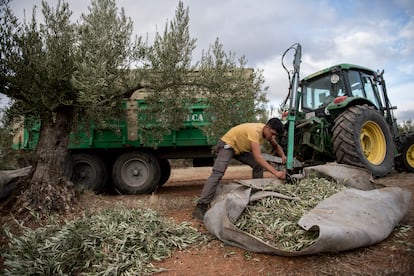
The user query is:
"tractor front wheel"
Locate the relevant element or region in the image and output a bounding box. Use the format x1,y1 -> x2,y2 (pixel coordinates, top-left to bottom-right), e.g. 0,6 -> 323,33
332,104 -> 394,177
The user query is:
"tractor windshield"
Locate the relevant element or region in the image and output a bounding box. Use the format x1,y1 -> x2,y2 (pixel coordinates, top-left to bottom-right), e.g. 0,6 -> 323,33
301,73 -> 345,111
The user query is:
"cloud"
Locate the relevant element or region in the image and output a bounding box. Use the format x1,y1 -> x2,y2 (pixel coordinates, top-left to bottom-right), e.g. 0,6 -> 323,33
6,0 -> 414,119
256,54 -> 290,108
396,110 -> 414,122
387,80 -> 414,121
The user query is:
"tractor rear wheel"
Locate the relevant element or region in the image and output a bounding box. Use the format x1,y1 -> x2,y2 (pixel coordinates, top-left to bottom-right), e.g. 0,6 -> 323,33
332,104 -> 394,177
395,132 -> 414,173
72,153 -> 107,192
157,159 -> 171,186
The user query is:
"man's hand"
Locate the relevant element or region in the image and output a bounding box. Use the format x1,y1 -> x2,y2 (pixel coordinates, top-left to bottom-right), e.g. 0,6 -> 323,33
275,170 -> 286,180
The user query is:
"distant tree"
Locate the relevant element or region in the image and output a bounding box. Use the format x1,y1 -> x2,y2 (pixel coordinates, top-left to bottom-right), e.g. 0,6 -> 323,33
0,125 -> 14,170
0,105 -> 16,170
398,119 -> 413,133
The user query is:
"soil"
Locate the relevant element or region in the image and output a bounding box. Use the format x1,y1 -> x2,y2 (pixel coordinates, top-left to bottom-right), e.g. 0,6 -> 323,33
1,166 -> 414,275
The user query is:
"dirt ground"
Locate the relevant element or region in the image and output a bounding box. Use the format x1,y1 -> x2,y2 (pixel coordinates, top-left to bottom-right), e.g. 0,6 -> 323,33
80,166 -> 414,275
2,166 -> 414,275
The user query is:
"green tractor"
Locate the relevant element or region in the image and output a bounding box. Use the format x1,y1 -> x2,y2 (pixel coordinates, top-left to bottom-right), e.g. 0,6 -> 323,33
281,43 -> 414,177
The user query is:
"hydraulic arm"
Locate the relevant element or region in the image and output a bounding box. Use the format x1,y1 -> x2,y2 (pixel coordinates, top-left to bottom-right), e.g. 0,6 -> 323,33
285,43 -> 301,171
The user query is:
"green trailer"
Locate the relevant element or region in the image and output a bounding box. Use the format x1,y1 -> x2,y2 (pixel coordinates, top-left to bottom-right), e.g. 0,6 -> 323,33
13,98 -> 216,194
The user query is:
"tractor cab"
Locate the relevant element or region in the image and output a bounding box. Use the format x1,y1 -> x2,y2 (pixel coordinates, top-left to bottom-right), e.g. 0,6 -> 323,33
300,64 -> 387,122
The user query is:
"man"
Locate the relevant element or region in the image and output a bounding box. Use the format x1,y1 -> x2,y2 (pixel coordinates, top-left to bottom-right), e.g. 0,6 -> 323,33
192,118 -> 287,221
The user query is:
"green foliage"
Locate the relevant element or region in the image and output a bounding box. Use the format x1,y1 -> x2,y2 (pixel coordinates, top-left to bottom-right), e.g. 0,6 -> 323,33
1,0 -> 76,120
138,1 -> 198,143
198,39 -> 268,141
2,0 -> 269,158
3,207 -> 206,275
72,0 -> 143,123
139,1 -> 268,144
1,0 -> 143,135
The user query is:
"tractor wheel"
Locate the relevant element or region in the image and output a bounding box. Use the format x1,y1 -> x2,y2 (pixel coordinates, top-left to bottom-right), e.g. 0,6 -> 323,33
396,132 -> 414,173
112,152 -> 160,194
332,104 -> 394,177
72,153 -> 108,192
157,159 -> 171,186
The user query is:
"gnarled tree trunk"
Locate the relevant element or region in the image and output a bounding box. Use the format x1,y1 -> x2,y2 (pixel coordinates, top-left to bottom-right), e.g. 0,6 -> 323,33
15,107 -> 76,215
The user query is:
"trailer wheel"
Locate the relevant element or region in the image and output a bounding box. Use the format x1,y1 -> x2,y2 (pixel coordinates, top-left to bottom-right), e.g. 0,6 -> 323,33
112,152 -> 160,194
72,153 -> 107,192
332,104 -> 394,177
158,159 -> 171,186
396,132 -> 414,173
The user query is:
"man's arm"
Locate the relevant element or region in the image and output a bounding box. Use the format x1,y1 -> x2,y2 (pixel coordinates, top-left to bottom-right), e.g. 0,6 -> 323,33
251,142 -> 285,179
269,136 -> 287,164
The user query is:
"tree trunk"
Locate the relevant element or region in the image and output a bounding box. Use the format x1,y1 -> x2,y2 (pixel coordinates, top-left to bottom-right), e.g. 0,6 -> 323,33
15,107 -> 76,215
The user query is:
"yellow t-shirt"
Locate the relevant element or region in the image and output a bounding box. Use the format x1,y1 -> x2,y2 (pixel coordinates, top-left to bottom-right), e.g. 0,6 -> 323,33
221,123 -> 265,154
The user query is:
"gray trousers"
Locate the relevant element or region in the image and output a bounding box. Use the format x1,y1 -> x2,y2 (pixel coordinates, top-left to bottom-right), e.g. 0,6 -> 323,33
198,140 -> 263,205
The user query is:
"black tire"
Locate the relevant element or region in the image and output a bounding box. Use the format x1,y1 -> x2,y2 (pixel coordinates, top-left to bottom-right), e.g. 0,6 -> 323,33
72,153 -> 108,192
332,104 -> 394,177
395,132 -> 414,173
158,159 -> 171,186
112,152 -> 160,194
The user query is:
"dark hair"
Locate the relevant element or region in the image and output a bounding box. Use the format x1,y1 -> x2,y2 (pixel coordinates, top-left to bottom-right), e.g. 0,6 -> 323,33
266,118 -> 283,134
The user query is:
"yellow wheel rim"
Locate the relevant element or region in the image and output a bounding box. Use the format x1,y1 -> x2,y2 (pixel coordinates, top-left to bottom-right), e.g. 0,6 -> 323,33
406,143 -> 414,168
360,121 -> 386,165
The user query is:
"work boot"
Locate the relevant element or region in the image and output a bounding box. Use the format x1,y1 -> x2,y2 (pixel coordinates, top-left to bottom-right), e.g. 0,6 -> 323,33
192,203 -> 208,221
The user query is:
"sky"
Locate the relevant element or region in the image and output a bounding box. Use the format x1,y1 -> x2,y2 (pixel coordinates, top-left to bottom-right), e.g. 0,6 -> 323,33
3,0 -> 414,122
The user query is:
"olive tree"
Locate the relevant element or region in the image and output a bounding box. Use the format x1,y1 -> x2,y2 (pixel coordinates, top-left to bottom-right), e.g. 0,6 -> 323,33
1,1 -> 78,213
0,0 -> 141,215
1,0 -> 267,216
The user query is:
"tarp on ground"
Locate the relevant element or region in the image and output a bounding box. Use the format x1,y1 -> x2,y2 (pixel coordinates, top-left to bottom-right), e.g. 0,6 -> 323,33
203,164 -> 412,256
